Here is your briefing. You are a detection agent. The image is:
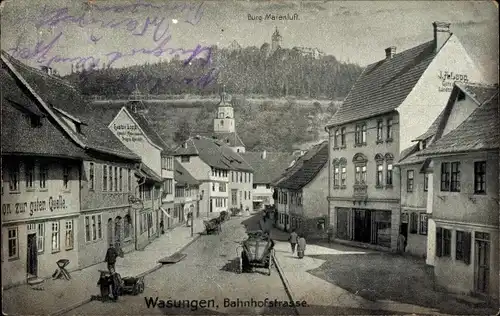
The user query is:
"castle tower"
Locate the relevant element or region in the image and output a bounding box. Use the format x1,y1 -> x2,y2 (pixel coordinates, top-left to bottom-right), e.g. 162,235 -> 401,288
213,85 -> 235,133
271,26 -> 282,53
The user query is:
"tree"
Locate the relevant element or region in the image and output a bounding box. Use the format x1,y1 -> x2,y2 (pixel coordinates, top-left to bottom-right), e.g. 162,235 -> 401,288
173,117 -> 192,144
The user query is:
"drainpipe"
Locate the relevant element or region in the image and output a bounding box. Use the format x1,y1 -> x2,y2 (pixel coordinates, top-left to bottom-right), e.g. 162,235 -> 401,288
327,128 -> 332,236
134,163 -> 147,251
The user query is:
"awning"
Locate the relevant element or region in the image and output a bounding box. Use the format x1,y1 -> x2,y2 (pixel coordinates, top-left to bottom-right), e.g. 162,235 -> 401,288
160,207 -> 172,218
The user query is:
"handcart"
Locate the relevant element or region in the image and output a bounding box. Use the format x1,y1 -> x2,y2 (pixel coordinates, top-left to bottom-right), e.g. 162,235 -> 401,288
121,275 -> 145,295
236,230 -> 275,275
204,218 -> 221,235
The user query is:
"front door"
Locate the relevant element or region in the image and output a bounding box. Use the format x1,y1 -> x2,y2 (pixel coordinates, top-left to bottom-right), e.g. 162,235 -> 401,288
107,219 -> 113,246
210,199 -> 213,214
354,209 -> 371,243
474,232 -> 490,294
26,233 -> 38,277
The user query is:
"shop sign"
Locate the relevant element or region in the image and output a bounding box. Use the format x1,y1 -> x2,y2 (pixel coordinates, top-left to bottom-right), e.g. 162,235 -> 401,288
111,122 -> 144,143
438,70 -> 469,92
2,195 -> 67,217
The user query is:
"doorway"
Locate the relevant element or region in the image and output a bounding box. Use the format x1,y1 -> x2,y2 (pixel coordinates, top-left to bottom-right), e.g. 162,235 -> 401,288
474,232 -> 490,294
107,219 -> 113,246
27,233 -> 38,277
354,209 -> 371,243
210,199 -> 213,213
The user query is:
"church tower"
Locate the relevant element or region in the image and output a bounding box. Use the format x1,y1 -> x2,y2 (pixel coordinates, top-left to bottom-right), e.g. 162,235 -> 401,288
271,26 -> 282,53
214,85 -> 235,133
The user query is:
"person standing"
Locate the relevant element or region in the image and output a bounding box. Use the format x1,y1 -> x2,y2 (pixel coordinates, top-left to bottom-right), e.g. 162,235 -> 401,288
297,234 -> 306,259
105,244 -> 118,274
397,231 -> 407,254
288,230 -> 298,254
160,219 -> 165,234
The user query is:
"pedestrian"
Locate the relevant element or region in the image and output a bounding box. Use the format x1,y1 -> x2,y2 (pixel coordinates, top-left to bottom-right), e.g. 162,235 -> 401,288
397,231 -> 406,254
297,234 -> 306,259
288,229 -> 298,254
160,219 -> 165,234
105,244 -> 118,274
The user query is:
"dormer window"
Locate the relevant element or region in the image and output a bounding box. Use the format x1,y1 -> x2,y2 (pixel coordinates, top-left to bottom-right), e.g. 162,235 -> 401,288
421,140 -> 427,150
29,115 -> 42,128
457,90 -> 466,101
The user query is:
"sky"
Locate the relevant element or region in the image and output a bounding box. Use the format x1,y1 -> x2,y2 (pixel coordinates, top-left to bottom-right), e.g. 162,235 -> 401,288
1,0 -> 498,82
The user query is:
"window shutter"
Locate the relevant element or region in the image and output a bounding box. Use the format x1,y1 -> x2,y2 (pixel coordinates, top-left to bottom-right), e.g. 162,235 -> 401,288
464,231 -> 471,265
436,227 -> 443,257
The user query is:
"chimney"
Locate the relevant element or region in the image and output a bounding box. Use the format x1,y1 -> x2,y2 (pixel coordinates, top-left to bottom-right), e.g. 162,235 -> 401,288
433,21 -> 451,52
40,66 -> 53,75
261,150 -> 267,159
385,46 -> 396,59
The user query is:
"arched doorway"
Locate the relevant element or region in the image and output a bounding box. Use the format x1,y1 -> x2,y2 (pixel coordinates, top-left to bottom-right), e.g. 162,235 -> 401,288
107,218 -> 113,246
115,216 -> 122,247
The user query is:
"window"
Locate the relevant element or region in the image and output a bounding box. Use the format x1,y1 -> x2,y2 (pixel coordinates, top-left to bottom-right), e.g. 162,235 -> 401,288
376,120 -> 383,141
407,170 -> 414,192
37,223 -> 45,253
424,173 -> 429,192
355,124 -> 367,145
244,191 -> 247,200
474,161 -> 486,194
219,183 -> 226,192
9,163 -> 19,191
340,127 -> 346,146
376,164 -> 383,187
436,227 -> 451,257
457,90 -> 466,101
8,227 -> 18,259
419,213 -> 428,235
240,173 -> 243,182
231,172 -> 234,182
450,162 -> 460,192
109,166 -> 114,191
25,162 -> 35,189
128,168 -> 132,192
361,166 -> 366,183
386,163 -> 393,186
231,189 -> 237,205
181,156 -> 190,162
386,118 -> 393,140
51,222 -> 60,252
85,214 -> 102,242
63,165 -> 70,190
103,165 -> 108,191
164,179 -> 173,194
355,166 -> 361,183
334,129 -> 340,148
212,183 -> 216,191
341,166 -> 347,186
456,230 -> 471,264
65,220 -> 74,250
244,173 -> 247,183
39,164 -> 47,189
410,212 -> 418,234
89,163 -> 95,190
119,168 -> 123,192
124,215 -> 132,239
333,166 -> 340,187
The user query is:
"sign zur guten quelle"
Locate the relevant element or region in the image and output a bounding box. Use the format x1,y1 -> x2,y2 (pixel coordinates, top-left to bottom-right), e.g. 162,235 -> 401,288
112,123 -> 144,142
2,195 -> 68,221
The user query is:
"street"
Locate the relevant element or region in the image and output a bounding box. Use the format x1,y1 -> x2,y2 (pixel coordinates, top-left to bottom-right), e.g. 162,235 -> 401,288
64,215 -> 296,315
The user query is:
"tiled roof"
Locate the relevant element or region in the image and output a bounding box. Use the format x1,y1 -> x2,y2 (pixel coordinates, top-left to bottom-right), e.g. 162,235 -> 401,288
457,82 -> 499,105
1,66 -> 89,159
327,41 -> 437,127
396,143 -> 426,166
212,132 -> 246,148
2,52 -> 140,161
273,141 -> 329,190
174,160 -> 199,186
419,92 -> 499,156
174,136 -> 253,172
239,151 -> 295,184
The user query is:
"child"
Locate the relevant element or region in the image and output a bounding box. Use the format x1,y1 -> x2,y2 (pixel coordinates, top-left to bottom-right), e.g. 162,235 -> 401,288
297,235 -> 306,259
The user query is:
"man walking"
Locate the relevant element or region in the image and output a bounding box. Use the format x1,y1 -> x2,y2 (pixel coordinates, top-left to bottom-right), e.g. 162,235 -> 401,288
288,230 -> 298,254
105,244 -> 118,274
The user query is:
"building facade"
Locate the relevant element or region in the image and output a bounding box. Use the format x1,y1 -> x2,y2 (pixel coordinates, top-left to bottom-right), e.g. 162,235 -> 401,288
417,84 -> 499,302
174,135 -> 254,217
173,160 -> 200,227
325,21 -> 483,252
273,141 -> 329,238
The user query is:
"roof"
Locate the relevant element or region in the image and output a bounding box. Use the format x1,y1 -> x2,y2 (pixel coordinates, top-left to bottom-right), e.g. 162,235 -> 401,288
211,132 -> 246,148
2,52 -> 140,161
396,143 -> 426,166
174,160 -> 199,186
239,151 -> 295,184
419,92 -> 499,156
1,65 -> 89,159
413,109 -> 446,141
139,163 -> 162,183
457,82 -> 499,105
273,141 -> 329,190
174,136 -> 254,172
327,40 -> 437,127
